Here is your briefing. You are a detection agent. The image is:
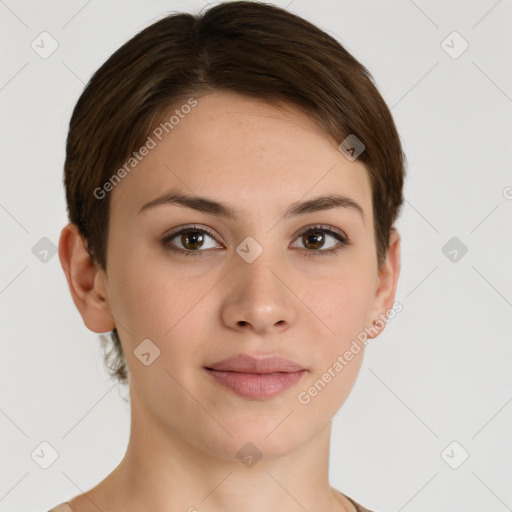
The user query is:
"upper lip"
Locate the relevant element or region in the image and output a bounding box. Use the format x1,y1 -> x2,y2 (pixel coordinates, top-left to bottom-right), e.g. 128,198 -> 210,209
205,354 -> 305,374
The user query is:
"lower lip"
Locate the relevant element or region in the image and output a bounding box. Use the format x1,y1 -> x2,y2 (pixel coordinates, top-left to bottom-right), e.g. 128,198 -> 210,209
204,369 -> 307,399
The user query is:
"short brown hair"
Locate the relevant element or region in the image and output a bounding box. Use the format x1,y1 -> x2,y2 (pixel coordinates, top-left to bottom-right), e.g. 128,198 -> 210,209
63,1 -> 406,386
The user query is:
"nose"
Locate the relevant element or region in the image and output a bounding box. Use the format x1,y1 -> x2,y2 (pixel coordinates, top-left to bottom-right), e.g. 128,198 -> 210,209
220,251 -> 296,335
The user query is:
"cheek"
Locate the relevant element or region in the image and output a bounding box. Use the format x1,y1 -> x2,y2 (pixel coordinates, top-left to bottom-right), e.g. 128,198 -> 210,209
304,263 -> 376,343
109,264 -> 206,404
108,258 -> 218,391
295,351 -> 364,423
296,275 -> 371,416
107,237 -> 202,329
114,270 -> 206,341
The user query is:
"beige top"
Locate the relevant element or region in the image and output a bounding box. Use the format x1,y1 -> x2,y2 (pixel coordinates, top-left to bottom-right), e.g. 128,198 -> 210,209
345,494 -> 374,511
47,504 -> 74,512
48,493 -> 374,511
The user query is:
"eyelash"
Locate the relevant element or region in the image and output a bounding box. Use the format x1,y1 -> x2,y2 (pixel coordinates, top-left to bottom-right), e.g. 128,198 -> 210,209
161,224 -> 351,258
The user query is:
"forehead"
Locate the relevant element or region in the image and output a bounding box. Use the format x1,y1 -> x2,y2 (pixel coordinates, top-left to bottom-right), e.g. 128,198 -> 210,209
109,91 -> 372,223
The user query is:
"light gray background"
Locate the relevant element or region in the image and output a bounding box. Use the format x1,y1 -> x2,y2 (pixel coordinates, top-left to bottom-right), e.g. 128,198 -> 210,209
1,1 -> 511,511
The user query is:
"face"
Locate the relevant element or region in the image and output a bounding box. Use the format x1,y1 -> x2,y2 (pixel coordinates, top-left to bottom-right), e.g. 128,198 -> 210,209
84,91 -> 398,460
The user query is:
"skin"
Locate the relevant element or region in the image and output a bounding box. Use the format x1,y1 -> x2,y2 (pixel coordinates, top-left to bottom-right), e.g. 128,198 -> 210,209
58,90 -> 400,512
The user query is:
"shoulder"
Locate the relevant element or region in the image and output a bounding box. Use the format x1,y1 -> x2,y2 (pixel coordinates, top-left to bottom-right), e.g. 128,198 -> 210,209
47,503 -> 75,512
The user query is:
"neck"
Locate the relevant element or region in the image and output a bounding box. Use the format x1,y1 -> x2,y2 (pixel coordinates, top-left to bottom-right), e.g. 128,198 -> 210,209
69,379 -> 356,512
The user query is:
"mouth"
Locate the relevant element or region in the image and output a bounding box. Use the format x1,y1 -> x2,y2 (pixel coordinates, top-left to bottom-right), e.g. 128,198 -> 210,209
203,354 -> 307,399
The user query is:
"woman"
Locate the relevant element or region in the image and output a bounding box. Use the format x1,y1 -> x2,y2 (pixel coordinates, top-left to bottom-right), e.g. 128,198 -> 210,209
51,2 -> 405,510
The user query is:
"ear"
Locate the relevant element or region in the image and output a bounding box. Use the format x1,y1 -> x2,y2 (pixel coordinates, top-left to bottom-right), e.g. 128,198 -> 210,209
58,222 -> 116,333
367,228 -> 401,339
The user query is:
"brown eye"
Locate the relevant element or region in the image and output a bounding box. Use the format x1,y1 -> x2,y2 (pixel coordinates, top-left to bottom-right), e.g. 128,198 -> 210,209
162,225 -> 221,256
291,225 -> 350,257
302,230 -> 326,250
180,230 -> 206,250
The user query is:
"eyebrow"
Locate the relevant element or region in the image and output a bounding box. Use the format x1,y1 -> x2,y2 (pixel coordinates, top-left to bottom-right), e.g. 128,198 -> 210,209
139,188 -> 364,221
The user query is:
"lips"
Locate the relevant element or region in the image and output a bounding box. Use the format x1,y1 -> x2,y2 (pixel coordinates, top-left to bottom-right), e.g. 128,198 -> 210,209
205,354 -> 305,374
203,354 -> 307,399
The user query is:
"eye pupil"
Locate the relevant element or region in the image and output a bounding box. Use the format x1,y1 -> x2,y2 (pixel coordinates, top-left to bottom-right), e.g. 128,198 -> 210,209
303,231 -> 324,250
183,231 -> 204,250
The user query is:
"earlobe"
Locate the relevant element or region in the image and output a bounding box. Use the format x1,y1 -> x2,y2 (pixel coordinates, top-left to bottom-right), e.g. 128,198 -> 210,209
58,222 -> 116,333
